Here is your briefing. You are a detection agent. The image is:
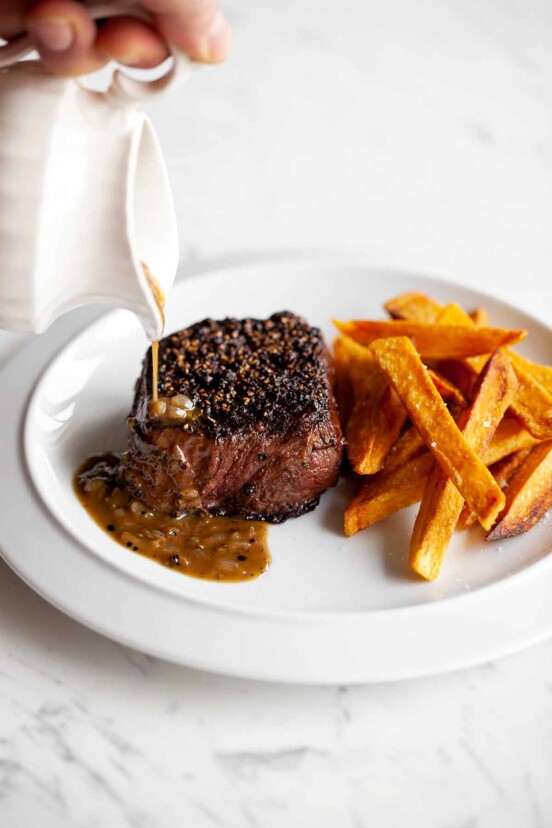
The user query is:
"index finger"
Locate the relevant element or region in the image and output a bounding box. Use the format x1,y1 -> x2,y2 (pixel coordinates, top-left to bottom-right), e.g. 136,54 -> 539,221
144,0 -> 231,63
0,0 -> 33,38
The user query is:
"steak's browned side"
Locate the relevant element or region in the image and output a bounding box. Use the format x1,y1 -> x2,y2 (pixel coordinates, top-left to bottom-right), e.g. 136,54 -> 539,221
120,312 -> 343,521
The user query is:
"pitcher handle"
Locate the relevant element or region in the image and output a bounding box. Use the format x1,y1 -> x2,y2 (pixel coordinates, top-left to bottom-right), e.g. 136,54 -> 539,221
0,2 -> 196,99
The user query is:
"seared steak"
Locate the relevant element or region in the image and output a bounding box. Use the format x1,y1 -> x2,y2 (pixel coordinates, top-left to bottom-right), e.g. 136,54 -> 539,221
120,312 -> 343,522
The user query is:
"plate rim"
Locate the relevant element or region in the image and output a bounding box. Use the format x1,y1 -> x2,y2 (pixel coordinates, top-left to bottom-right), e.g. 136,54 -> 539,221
1,251 -> 551,683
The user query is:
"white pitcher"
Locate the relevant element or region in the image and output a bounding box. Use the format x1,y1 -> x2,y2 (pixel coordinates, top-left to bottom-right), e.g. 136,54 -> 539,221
0,5 -> 194,339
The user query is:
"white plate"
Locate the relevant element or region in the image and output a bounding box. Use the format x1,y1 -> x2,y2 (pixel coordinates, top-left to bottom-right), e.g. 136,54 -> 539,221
2,255 -> 552,683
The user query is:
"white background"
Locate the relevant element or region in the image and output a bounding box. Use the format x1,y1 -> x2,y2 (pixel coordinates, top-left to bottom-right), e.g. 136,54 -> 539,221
1,0 -> 551,825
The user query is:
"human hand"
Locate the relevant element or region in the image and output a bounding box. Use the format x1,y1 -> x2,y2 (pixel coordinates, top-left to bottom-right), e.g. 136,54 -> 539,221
0,0 -> 231,76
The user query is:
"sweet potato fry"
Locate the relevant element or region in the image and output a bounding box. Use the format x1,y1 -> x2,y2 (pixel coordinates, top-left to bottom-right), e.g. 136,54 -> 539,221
437,359 -> 479,397
383,427 -> 426,473
386,411 -> 535,484
334,334 -> 378,407
333,333 -> 375,382
458,448 -> 533,530
435,305 -> 483,397
489,448 -> 534,488
486,442 -> 552,540
334,319 -> 526,359
410,351 -> 518,580
384,292 -> 442,323
344,454 -> 433,536
347,378 -> 407,475
506,351 -> 552,392
335,335 -> 407,474
439,300 -> 487,340
482,416 -> 541,466
427,369 -> 467,407
470,307 -> 490,326
370,337 -> 506,529
506,350 -> 552,440
384,397 -> 466,475
436,303 -> 488,372
435,307 -> 551,437
333,335 -> 376,426
436,302 -> 474,326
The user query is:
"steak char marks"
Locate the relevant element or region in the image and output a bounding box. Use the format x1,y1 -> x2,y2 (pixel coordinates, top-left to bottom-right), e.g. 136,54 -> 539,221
120,312 -> 343,522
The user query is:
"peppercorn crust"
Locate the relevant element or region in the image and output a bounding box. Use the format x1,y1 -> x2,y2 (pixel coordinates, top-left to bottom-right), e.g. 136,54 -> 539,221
138,311 -> 334,440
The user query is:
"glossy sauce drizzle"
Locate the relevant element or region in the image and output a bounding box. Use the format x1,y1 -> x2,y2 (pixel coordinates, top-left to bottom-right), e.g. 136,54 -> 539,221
141,261 -> 165,403
75,454 -> 270,582
151,340 -> 159,403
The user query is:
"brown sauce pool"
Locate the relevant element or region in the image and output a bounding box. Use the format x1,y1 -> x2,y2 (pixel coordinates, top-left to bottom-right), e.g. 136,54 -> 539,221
74,454 -> 270,582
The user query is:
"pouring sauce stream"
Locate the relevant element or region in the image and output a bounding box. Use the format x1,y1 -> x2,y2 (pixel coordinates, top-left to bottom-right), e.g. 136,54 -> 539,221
141,261 -> 165,403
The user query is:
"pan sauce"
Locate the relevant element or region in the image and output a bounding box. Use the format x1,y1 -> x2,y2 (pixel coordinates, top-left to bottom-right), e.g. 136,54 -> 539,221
75,454 -> 270,582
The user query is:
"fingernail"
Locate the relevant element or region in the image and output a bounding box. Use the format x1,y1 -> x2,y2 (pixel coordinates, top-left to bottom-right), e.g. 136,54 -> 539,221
197,12 -> 232,63
117,53 -> 146,67
27,18 -> 73,52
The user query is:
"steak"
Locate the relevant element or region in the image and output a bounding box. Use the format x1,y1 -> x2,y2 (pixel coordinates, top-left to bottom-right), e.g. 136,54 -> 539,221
120,311 -> 343,522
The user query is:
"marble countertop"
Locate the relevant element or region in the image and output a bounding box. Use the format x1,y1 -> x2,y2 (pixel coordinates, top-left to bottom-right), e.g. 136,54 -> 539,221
1,0 -> 552,825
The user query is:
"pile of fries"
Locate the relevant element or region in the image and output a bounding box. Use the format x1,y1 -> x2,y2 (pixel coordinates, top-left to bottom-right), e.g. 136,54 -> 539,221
334,292 -> 552,581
